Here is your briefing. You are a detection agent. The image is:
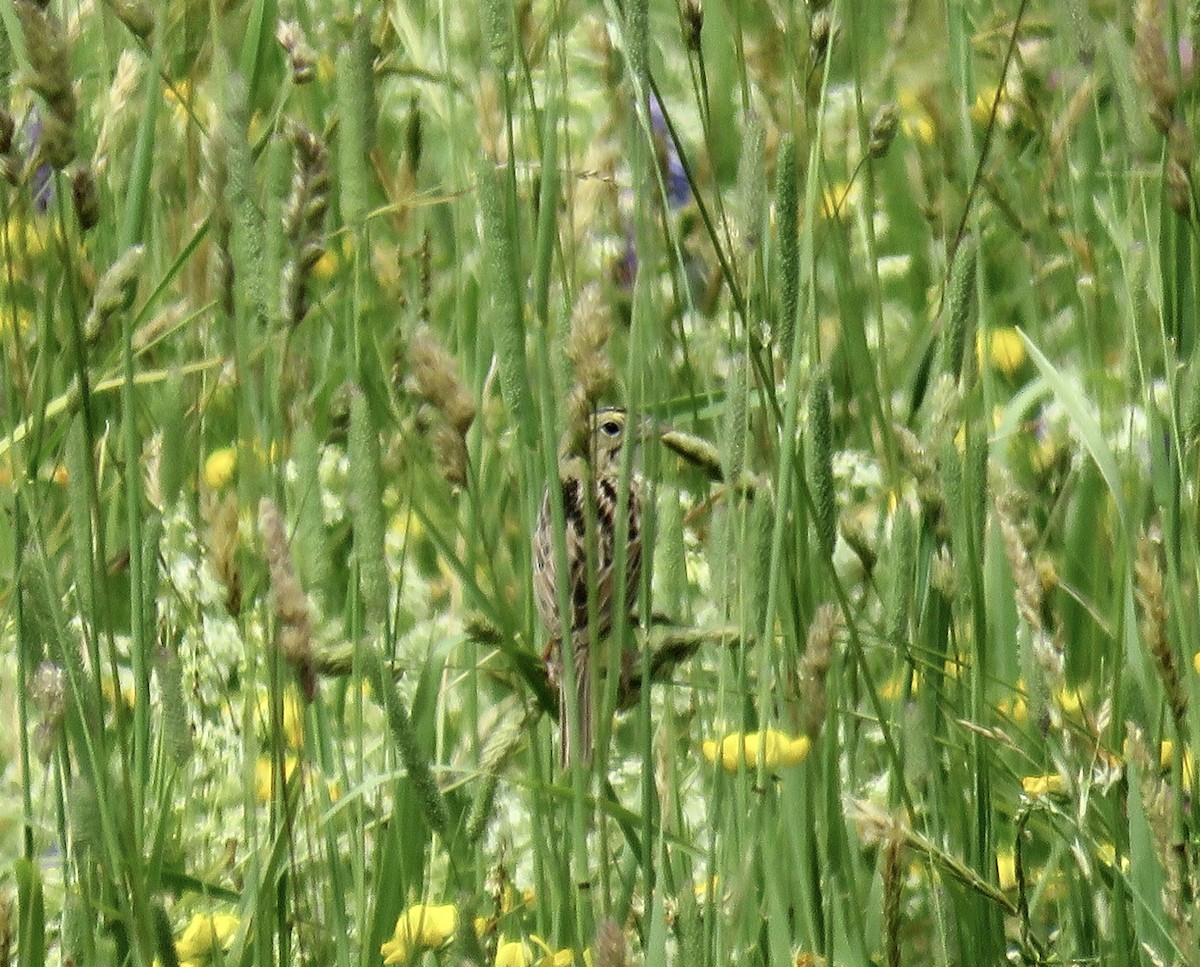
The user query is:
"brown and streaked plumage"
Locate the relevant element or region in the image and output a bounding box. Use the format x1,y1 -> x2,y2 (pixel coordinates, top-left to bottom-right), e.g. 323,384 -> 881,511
533,409 -> 642,766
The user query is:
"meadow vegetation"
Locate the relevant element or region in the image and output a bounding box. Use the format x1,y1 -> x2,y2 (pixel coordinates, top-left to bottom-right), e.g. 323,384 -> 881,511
1,0 -> 1199,964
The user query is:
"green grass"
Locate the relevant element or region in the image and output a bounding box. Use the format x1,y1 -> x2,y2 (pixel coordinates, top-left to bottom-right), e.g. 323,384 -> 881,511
2,0 -> 1199,964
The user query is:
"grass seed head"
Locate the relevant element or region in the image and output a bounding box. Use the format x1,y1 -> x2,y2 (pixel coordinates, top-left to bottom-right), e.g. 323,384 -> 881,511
1165,158 -> 1193,220
85,245 -> 143,344
799,603 -> 838,740
869,102 -> 899,159
110,0 -> 153,39
1134,0 -> 1177,134
16,0 -> 77,168
154,645 -> 194,766
996,488 -> 1044,634
565,282 -> 616,447
1135,533 -> 1186,730
810,10 -> 836,63
282,122 -> 330,329
276,20 -> 317,84
71,164 -> 99,230
204,490 -> 242,617
260,498 -> 316,699
408,325 -> 477,436
594,919 -> 628,967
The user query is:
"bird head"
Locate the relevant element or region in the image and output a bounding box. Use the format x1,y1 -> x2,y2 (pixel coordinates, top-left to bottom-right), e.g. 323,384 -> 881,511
588,408 -> 628,471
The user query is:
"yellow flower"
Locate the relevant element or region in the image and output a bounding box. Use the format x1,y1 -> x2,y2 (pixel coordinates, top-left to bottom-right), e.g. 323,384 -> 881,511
163,79 -> 213,129
971,84 -> 1016,128
1159,739 -> 1195,785
1053,686 -> 1084,717
389,507 -> 425,544
204,448 -> 237,489
820,180 -> 860,219
1194,650 -> 1200,674
2,216 -> 48,258
1030,433 -> 1063,473
976,327 -> 1026,378
175,913 -> 239,963
381,904 -> 458,964
529,936 -> 591,967
971,85 -> 1001,125
942,654 -> 968,678
996,851 -> 1017,891
897,89 -> 935,144
996,678 -> 1028,725
1021,773 -> 1065,796
495,938 -> 530,967
1095,842 -> 1130,873
702,729 -> 811,772
996,693 -> 1028,726
312,249 -> 339,280
102,673 -> 136,709
255,756 -> 299,801
880,669 -> 920,701
256,688 -> 305,748
317,53 -> 336,84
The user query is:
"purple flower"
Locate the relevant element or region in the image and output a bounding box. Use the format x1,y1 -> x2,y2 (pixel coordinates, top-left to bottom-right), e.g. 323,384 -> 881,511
615,225 -> 637,289
649,93 -> 691,209
25,110 -> 53,212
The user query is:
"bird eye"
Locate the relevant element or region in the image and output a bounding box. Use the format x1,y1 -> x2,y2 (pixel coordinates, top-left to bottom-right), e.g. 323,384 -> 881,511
600,419 -> 622,437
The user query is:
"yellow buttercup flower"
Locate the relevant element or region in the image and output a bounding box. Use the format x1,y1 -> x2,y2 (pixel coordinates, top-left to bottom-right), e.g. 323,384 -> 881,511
312,249 -> 339,280
175,913 -> 239,963
529,936 -> 592,967
204,448 -> 237,489
101,672 -> 137,710
495,938 -> 530,967
381,904 -> 458,964
255,756 -> 299,801
996,690 -> 1028,727
1053,686 -> 1084,717
256,687 -> 305,748
2,216 -> 49,259
879,669 -> 920,701
897,89 -> 936,144
971,85 -> 1000,125
702,729 -> 811,773
1159,739 -> 1195,785
1021,773 -> 1065,796
976,327 -> 1026,378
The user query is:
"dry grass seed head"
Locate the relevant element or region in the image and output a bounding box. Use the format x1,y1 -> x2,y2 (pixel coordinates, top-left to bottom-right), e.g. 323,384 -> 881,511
799,603 -> 838,740
1134,0 -> 1177,134
1134,532 -> 1187,730
259,498 -> 316,699
407,325 -> 476,436
204,490 -> 242,616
